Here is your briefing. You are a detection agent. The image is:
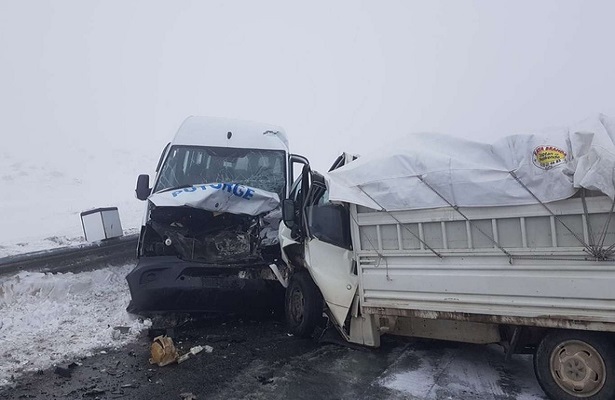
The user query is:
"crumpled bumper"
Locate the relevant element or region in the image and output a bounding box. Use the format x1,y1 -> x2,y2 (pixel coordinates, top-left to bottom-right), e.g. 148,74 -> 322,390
126,256 -> 283,315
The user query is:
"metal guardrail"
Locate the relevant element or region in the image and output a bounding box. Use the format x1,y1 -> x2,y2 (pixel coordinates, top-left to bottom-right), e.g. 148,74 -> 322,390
0,234 -> 139,276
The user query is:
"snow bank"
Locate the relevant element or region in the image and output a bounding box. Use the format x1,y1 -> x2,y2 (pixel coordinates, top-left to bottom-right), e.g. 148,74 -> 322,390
0,264 -> 150,386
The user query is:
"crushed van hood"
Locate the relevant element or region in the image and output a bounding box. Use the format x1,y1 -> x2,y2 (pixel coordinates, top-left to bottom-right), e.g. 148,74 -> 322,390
149,183 -> 280,216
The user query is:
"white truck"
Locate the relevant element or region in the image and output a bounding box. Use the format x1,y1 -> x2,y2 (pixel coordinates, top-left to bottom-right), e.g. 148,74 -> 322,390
127,116 -> 308,315
279,115 -> 615,400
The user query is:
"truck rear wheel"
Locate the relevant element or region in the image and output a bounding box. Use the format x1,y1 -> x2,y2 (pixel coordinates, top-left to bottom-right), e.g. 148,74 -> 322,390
285,271 -> 323,338
534,330 -> 615,400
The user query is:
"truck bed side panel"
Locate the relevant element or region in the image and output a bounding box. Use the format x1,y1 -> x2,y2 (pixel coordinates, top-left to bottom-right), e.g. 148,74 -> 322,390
353,196 -> 615,331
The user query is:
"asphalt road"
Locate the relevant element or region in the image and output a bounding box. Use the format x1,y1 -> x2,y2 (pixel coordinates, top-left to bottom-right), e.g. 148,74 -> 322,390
0,235 -> 138,277
1,316 -> 548,400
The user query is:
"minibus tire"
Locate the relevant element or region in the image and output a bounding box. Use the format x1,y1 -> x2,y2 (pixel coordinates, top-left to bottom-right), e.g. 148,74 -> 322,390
285,271 -> 323,338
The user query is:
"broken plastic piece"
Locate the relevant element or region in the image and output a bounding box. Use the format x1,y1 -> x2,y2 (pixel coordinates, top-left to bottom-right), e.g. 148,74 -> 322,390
114,326 -> 131,334
121,383 -> 138,389
268,263 -> 288,288
177,345 -> 210,364
177,353 -> 191,364
177,344 -> 212,364
112,326 -> 130,340
149,335 -> 178,367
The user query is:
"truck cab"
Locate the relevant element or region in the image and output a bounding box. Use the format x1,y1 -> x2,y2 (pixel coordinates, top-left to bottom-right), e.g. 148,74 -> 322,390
279,150 -> 615,400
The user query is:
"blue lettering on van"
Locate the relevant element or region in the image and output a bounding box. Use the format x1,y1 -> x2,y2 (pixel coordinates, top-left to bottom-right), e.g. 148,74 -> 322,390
233,184 -> 244,197
169,183 -> 257,200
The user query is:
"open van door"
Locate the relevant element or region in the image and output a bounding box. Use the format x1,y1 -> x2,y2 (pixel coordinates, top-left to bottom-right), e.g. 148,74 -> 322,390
300,171 -> 358,328
282,153 -> 359,329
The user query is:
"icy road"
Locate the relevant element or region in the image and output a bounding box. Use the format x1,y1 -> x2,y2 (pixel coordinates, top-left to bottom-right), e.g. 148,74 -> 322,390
0,264 -> 546,399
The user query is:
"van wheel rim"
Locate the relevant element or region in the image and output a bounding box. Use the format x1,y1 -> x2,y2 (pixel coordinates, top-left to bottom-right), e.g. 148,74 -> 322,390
549,340 -> 606,397
289,288 -> 304,323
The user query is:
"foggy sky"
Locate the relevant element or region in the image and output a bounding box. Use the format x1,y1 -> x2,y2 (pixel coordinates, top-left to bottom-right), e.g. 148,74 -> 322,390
1,0 -> 615,171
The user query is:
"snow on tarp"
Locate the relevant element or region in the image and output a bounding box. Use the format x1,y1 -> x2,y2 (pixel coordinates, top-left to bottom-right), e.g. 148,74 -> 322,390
149,182 -> 280,215
327,114 -> 615,211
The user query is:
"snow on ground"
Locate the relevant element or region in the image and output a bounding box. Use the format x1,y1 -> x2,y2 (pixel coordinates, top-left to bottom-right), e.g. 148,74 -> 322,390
0,263 -> 150,387
0,137 -> 159,257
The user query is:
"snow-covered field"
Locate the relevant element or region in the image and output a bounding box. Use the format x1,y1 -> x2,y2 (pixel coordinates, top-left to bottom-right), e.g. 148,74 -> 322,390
0,133 -> 162,387
0,138 -> 158,257
0,263 -> 150,386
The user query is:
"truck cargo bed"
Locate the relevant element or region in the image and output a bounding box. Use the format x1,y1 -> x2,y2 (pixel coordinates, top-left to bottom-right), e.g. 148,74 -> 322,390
352,195 -> 615,331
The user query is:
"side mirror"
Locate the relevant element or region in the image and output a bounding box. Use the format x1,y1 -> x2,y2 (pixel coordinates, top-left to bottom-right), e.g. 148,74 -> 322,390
282,199 -> 295,228
135,174 -> 151,201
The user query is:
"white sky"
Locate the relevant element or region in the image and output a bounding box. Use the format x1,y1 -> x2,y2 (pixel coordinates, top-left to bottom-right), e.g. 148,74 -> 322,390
2,0 -> 615,172
1,0 -> 615,248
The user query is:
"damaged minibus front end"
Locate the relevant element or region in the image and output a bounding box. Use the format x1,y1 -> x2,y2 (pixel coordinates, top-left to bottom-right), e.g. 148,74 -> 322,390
127,117 -> 296,316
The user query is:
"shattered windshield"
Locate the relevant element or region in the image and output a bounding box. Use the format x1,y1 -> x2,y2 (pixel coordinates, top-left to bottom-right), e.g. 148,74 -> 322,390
154,146 -> 287,196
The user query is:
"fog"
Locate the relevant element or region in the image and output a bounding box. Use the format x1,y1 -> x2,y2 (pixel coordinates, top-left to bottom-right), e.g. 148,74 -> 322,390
1,0 -> 615,246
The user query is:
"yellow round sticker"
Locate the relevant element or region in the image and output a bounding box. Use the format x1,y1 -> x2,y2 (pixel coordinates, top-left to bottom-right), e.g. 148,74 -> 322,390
532,145 -> 567,170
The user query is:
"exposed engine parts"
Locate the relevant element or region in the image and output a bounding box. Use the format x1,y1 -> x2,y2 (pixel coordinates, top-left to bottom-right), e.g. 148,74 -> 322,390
141,205 -> 280,264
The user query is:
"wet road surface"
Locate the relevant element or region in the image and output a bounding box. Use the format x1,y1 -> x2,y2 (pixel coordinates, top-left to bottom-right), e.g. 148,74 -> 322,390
1,317 -> 547,400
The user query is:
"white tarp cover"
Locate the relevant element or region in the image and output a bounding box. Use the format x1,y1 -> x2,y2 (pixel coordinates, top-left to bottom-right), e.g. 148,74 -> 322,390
149,183 -> 280,216
327,114 -> 615,211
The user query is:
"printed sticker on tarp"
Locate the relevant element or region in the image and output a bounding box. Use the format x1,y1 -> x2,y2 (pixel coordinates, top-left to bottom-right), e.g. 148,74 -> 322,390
532,145 -> 567,170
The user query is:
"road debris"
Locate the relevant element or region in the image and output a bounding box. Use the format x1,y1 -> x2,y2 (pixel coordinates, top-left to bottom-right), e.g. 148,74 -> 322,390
180,392 -> 197,400
177,345 -> 209,364
256,375 -> 274,385
53,366 -> 72,378
112,326 -> 131,341
149,336 -> 178,367
52,360 -> 82,378
120,383 -> 138,389
83,387 -> 105,397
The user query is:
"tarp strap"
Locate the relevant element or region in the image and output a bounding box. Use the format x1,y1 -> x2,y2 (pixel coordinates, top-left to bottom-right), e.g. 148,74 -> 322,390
509,171 -> 599,257
583,188 -> 615,259
355,185 -> 443,259
581,189 -> 596,248
599,236 -> 615,259
598,195 -> 615,250
348,210 -> 392,280
417,175 -> 513,261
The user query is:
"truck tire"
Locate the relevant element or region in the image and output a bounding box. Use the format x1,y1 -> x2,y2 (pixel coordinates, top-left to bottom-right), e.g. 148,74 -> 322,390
285,271 -> 323,338
534,330 -> 615,400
